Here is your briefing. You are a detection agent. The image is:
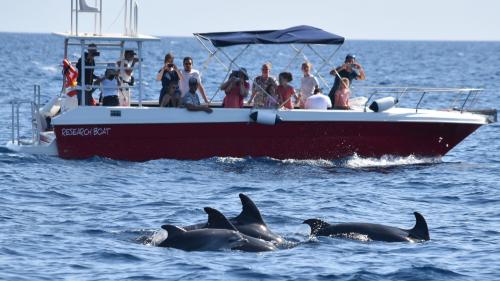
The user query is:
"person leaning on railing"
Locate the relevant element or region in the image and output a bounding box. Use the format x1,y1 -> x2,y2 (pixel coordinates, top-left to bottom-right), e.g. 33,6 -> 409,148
181,77 -> 212,113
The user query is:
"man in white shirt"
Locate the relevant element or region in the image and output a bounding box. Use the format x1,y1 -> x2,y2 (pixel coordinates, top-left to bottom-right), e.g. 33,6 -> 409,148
178,57 -> 209,103
305,89 -> 332,110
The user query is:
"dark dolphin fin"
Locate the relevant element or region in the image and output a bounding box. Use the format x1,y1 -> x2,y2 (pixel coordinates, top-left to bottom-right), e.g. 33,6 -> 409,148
234,193 -> 266,225
303,218 -> 330,236
408,212 -> 430,241
161,225 -> 187,236
204,207 -> 238,231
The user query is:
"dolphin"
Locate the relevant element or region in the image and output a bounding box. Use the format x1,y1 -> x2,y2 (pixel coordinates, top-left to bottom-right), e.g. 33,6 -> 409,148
158,225 -> 248,251
183,193 -> 284,243
203,207 -> 277,252
303,212 -> 430,242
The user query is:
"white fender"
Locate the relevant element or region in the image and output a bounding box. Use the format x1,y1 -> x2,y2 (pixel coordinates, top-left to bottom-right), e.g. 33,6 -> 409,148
249,110 -> 282,125
61,95 -> 78,113
369,97 -> 398,112
40,96 -> 61,117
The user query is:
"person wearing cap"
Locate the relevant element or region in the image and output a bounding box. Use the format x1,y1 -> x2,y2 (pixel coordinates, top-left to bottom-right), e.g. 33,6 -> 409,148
328,54 -> 365,106
116,49 -> 139,106
178,57 -> 209,104
248,62 -> 278,108
76,43 -> 100,105
98,64 -> 120,106
181,77 -> 212,113
220,68 -> 250,108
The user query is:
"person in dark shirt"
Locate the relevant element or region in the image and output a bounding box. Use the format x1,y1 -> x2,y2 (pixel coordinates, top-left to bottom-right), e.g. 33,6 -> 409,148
76,43 -> 100,105
328,54 -> 365,106
156,53 -> 183,105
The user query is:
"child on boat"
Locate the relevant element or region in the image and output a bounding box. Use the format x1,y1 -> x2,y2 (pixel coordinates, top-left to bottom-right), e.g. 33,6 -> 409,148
277,72 -> 297,109
334,77 -> 351,110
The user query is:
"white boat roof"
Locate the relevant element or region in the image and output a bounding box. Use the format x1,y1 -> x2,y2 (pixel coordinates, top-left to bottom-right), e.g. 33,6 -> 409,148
53,32 -> 160,42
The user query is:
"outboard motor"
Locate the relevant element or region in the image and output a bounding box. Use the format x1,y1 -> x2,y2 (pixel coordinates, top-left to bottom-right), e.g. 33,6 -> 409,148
249,110 -> 283,125
369,97 -> 398,112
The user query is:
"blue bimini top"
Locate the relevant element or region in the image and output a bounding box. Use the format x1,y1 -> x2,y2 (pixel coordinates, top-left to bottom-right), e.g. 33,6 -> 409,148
195,25 -> 345,47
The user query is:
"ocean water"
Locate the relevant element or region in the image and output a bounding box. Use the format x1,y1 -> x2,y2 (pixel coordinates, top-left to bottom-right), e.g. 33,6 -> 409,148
0,33 -> 499,280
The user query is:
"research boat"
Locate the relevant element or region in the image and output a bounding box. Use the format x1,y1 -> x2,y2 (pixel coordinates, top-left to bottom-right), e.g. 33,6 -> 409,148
6,0 -> 497,161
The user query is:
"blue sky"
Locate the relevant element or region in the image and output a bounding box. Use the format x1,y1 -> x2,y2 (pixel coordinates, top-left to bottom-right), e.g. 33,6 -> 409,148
1,0 -> 499,41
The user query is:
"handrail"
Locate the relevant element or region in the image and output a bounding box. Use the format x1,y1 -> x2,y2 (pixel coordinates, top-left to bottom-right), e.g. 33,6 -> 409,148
353,86 -> 484,113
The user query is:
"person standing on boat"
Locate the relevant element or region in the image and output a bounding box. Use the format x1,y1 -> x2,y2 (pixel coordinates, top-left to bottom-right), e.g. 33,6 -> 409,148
156,53 -> 183,105
220,68 -> 250,108
248,63 -> 278,108
99,64 -> 120,106
333,77 -> 352,110
76,43 -> 100,106
297,62 -> 320,108
116,49 -> 139,106
178,57 -> 209,104
181,77 -> 212,113
328,54 -> 365,106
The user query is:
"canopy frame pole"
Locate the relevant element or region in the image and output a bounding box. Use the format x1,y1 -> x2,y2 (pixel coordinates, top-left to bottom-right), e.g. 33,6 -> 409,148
289,44 -> 329,90
195,35 -> 228,71
308,44 -> 343,89
284,44 -> 306,72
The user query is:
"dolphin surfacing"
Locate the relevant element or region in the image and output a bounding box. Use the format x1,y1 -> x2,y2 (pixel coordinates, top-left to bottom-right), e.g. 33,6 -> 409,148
303,212 -> 430,242
183,193 -> 283,244
158,225 -> 247,251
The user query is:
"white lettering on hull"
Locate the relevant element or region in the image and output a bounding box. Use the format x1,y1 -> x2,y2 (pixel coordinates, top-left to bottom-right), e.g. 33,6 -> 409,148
61,127 -> 111,137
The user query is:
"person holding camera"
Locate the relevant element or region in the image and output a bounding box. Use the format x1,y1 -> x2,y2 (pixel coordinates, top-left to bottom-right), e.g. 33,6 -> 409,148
76,43 -> 100,106
116,49 -> 139,106
156,53 -> 183,106
328,54 -> 365,106
99,64 -> 121,107
220,68 -> 250,108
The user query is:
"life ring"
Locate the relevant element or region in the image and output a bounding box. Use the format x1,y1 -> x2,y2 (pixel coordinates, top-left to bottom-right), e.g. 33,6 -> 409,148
62,59 -> 78,88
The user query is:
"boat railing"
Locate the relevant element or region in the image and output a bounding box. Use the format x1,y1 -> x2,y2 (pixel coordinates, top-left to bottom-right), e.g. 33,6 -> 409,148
353,86 -> 484,113
10,85 -> 41,146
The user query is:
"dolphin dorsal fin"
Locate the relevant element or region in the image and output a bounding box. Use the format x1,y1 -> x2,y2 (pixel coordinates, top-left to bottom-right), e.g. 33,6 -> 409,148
303,218 -> 330,236
204,207 -> 238,231
409,212 -> 430,241
161,225 -> 187,236
234,193 -> 266,225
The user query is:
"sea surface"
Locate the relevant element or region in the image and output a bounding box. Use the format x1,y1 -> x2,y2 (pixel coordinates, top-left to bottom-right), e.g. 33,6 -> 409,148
0,33 -> 499,280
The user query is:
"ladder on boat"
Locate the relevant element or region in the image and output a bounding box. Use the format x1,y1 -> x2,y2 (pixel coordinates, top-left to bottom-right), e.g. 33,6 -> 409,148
9,85 -> 42,146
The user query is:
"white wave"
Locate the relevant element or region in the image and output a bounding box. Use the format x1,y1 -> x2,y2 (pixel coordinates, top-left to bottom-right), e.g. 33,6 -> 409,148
344,154 -> 440,169
280,158 -> 335,167
40,65 -> 59,74
214,156 -> 247,164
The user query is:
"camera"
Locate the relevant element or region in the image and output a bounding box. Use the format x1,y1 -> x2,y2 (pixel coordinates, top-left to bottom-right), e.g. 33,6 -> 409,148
167,63 -> 174,68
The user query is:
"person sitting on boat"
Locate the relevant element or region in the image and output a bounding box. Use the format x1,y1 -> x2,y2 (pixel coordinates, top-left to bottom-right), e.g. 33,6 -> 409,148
328,54 -> 365,106
181,77 -> 213,113
178,57 -> 209,104
305,88 -> 332,110
76,43 -> 100,106
116,49 -> 139,106
333,77 -> 351,110
98,64 -> 120,106
220,68 -> 250,108
248,62 -> 278,108
297,62 -> 320,109
157,52 -> 183,105
160,81 -> 181,107
277,72 -> 297,110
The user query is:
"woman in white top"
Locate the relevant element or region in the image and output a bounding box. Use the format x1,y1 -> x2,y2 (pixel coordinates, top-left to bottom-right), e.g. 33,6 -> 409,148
298,62 -> 319,109
100,65 -> 120,106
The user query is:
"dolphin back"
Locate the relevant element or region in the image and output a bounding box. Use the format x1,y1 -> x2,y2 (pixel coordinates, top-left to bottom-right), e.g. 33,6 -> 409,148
204,207 -> 239,231
408,212 -> 430,241
303,218 -> 330,236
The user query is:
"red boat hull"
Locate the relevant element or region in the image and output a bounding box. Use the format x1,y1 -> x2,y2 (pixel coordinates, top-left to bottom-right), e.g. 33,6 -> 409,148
53,121 -> 481,161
